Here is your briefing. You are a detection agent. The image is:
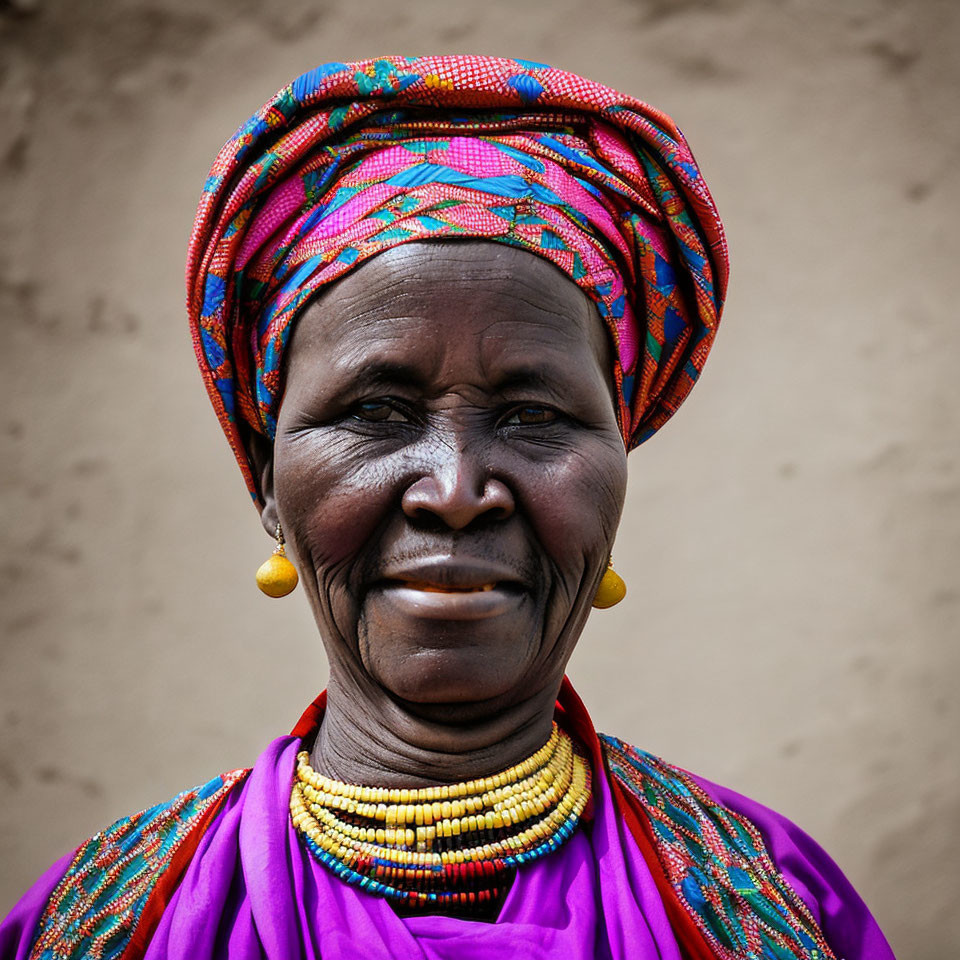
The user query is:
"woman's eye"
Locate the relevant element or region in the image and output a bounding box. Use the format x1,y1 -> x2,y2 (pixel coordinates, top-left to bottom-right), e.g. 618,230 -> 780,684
352,401 -> 408,423
504,405 -> 559,426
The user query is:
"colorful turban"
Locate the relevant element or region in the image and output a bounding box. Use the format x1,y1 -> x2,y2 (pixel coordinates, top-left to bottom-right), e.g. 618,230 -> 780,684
187,55 -> 729,503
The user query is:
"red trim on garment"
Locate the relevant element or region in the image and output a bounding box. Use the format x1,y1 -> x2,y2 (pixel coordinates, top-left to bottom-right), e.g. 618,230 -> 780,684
291,688 -> 328,739
612,777 -> 719,960
123,770 -> 250,960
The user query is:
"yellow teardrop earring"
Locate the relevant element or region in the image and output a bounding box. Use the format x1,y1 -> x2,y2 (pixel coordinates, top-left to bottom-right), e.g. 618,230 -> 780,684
592,556 -> 626,609
255,522 -> 299,598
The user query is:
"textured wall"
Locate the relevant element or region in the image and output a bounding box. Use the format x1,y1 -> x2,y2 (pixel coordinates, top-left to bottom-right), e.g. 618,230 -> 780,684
1,0 -> 957,955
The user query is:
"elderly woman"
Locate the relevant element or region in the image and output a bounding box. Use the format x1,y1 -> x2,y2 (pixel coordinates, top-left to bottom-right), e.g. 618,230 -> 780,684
1,56 -> 894,960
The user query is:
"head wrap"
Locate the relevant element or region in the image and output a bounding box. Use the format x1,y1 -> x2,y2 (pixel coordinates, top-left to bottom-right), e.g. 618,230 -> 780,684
187,55 -> 728,503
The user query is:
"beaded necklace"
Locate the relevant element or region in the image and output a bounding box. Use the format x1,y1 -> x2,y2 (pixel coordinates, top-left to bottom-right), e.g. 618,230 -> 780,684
290,723 -> 591,915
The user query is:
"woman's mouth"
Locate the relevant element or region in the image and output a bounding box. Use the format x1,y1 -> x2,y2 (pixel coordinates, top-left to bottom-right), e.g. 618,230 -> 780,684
372,560 -> 526,620
376,581 -> 521,619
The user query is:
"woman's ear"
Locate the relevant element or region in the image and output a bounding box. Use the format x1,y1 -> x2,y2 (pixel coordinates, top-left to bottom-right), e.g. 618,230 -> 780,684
245,427 -> 278,538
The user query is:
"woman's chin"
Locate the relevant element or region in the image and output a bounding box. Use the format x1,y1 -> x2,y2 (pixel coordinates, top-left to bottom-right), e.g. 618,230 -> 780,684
364,643 -> 537,708
357,588 -> 542,705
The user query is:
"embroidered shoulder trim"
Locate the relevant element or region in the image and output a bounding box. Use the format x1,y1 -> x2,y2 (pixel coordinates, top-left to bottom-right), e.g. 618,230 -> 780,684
29,768 -> 249,960
602,735 -> 835,960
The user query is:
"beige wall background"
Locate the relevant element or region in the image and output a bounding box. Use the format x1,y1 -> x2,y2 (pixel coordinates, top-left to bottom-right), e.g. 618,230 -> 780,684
1,0 -> 957,955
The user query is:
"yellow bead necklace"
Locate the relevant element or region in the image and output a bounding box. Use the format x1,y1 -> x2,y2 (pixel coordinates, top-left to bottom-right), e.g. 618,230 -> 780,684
289,723 -> 592,914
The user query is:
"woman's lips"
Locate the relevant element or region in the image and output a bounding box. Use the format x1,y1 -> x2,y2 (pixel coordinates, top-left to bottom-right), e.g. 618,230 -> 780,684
375,579 -> 523,620
372,557 -> 528,619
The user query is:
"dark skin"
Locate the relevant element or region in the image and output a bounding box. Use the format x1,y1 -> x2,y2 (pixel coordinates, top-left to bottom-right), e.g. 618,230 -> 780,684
249,241 -> 628,788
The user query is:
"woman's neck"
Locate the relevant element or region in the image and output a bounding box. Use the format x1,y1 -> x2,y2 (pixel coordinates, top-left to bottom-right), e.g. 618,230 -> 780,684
309,671 -> 562,788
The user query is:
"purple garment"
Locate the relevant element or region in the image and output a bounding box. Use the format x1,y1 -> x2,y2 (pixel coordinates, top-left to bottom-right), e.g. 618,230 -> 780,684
1,733 -> 896,959
144,736 -> 683,960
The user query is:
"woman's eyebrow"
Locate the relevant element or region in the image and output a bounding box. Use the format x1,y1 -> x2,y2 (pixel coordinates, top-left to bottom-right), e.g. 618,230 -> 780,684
493,366 -> 575,395
326,358 -> 581,399
337,359 -> 429,391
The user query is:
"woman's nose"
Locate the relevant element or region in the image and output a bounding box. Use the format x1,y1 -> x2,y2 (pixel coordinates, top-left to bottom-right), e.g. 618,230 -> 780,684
401,452 -> 515,530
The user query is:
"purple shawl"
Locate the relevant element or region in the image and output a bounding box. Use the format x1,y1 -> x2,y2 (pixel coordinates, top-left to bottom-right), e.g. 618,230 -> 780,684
1,718 -> 895,959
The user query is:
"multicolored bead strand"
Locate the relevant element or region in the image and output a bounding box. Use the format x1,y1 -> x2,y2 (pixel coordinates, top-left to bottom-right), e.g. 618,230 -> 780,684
290,723 -> 591,914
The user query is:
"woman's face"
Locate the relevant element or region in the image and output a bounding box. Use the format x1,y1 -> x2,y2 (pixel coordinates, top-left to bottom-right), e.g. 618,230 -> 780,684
262,241 -> 628,712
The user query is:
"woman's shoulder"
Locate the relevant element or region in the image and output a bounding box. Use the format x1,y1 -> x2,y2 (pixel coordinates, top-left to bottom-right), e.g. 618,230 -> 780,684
599,732 -> 897,960
0,768 -> 249,960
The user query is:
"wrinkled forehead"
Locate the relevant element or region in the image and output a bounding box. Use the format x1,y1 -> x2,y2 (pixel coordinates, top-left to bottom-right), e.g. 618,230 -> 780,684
284,241 -> 614,397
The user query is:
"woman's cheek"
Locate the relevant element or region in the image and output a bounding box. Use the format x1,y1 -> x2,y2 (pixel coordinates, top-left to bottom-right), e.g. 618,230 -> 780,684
525,441 -> 625,563
276,440 -> 398,572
